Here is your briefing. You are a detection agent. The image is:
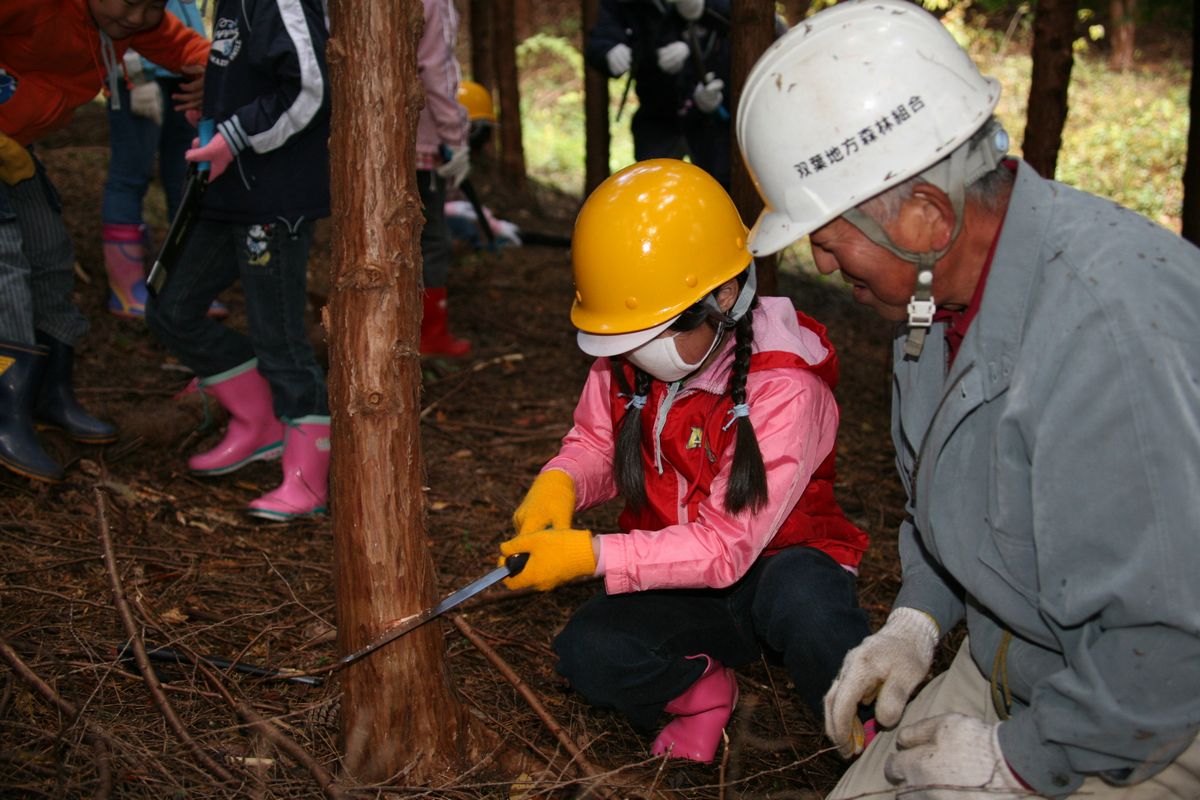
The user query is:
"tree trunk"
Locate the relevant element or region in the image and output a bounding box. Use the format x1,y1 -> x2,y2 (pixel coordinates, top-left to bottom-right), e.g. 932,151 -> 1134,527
326,0 -> 469,782
1182,0 -> 1200,243
1108,0 -> 1137,72
1023,0 -> 1077,179
782,0 -> 811,24
583,0 -> 610,196
494,0 -> 527,191
468,0 -> 495,90
730,0 -> 777,295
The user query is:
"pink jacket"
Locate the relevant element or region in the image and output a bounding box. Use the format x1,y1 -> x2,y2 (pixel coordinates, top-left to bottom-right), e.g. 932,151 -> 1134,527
545,297 -> 867,594
416,0 -> 467,164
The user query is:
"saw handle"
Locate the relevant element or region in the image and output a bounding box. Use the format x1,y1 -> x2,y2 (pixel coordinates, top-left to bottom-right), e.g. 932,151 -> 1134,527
505,552 -> 530,576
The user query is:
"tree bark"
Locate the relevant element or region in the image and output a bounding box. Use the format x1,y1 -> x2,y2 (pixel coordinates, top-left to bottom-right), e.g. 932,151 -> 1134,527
730,0 -> 778,295
583,0 -> 611,195
494,0 -> 527,191
468,0 -> 495,90
1023,0 -> 1077,179
1182,0 -> 1200,243
326,0 -> 469,783
1107,0 -> 1137,72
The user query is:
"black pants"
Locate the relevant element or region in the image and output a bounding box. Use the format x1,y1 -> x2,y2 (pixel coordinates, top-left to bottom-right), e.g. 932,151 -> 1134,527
554,546 -> 871,730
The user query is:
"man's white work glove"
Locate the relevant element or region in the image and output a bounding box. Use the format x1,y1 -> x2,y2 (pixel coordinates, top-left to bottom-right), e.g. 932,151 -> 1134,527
130,81 -> 164,125
823,606 -> 939,758
669,0 -> 704,21
606,43 -> 632,77
436,144 -> 471,189
692,72 -> 724,114
656,41 -> 689,75
885,714 -> 1028,799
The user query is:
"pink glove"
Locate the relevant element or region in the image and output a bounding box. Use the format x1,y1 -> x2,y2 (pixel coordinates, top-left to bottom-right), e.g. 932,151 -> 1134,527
185,132 -> 234,180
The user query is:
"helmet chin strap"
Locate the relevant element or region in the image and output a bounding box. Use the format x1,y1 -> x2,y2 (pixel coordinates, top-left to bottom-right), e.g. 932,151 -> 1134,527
701,261 -> 758,329
841,119 -> 1009,358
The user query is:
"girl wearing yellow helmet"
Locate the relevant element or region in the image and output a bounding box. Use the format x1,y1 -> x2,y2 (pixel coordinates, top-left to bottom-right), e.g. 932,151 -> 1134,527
498,160 -> 872,763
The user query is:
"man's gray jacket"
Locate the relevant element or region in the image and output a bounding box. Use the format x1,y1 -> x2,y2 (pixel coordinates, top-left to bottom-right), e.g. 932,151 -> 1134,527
891,158 -> 1200,796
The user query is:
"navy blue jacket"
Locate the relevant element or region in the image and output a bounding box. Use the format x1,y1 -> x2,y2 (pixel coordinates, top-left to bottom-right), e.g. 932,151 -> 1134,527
585,0 -> 732,120
200,0 -> 330,224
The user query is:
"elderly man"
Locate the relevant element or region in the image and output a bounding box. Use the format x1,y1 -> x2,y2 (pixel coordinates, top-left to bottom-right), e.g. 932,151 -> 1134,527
736,1 -> 1200,798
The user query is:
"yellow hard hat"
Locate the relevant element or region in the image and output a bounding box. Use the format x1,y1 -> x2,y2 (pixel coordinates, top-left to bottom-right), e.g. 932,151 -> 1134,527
457,80 -> 496,123
570,159 -> 752,354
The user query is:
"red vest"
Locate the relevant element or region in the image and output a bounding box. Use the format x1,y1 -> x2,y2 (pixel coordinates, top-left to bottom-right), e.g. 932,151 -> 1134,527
607,311 -> 869,568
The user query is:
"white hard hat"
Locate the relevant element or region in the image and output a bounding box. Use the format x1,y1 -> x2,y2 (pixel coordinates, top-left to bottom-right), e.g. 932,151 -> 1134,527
736,0 -> 1001,256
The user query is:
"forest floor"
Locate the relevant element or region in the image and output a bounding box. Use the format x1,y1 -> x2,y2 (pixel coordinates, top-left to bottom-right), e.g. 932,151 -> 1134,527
0,102 -> 916,799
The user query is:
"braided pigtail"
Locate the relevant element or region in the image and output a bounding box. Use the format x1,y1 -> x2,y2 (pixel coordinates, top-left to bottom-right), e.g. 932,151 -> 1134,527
613,366 -> 652,511
722,309 -> 768,514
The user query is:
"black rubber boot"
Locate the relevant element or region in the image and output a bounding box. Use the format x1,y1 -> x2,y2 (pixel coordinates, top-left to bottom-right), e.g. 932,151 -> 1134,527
33,331 -> 118,444
0,340 -> 64,483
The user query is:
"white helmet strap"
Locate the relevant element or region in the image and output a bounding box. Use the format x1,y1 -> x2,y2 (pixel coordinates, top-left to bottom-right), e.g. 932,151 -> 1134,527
842,119 -> 1009,358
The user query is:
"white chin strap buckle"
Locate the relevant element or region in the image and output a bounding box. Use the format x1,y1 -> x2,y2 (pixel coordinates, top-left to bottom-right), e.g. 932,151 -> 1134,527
907,296 -> 936,328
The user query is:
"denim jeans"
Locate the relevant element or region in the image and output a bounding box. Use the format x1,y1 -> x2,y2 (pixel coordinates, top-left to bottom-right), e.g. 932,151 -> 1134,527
145,218 -> 328,419
103,78 -> 193,224
554,545 -> 871,730
417,169 -> 451,289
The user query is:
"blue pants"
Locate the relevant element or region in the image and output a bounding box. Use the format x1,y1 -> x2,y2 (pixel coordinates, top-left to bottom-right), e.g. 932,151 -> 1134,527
0,155 -> 87,346
417,169 -> 451,289
145,219 -> 328,419
554,546 -> 871,730
631,108 -> 731,191
103,78 -> 193,224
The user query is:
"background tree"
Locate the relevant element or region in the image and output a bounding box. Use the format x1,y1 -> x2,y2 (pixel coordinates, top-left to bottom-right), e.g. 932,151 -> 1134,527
468,0 -> 495,94
1182,0 -> 1200,243
731,0 -> 779,294
326,0 -> 472,782
1108,0 -> 1138,70
1023,0 -> 1078,178
583,0 -> 611,196
495,0 -> 528,191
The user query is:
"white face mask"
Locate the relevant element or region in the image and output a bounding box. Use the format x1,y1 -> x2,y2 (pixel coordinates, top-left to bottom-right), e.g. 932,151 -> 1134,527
625,328 -> 722,383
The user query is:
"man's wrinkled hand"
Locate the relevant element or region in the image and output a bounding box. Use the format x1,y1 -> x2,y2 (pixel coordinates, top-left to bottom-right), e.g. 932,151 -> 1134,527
499,529 -> 596,592
0,133 -> 35,185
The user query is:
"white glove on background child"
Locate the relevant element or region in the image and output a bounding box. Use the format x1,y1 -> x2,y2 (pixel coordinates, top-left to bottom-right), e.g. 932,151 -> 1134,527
823,606 -> 940,757
656,41 -> 690,75
670,0 -> 705,21
692,72 -> 724,114
885,714 -> 1028,799
606,43 -> 632,76
122,50 -> 163,125
436,144 -> 471,188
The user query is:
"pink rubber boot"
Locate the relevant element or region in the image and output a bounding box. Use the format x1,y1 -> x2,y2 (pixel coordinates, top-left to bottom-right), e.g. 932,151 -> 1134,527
187,360 -> 284,475
246,417 -> 330,520
651,654 -> 739,762
103,223 -> 149,318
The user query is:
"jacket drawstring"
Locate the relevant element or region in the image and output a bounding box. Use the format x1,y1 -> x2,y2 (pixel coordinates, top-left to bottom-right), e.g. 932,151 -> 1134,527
651,381 -> 682,475
99,31 -> 123,111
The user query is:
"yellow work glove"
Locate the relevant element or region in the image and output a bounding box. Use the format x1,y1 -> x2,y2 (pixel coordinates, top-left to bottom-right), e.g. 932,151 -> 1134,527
512,469 -> 576,534
0,133 -> 35,185
499,528 -> 596,592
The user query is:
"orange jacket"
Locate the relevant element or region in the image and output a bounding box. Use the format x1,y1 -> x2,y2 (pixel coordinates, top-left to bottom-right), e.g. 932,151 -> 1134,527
0,0 -> 209,145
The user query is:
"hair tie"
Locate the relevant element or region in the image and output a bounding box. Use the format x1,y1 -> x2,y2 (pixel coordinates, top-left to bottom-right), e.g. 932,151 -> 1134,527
624,393 -> 648,410
722,402 -> 750,431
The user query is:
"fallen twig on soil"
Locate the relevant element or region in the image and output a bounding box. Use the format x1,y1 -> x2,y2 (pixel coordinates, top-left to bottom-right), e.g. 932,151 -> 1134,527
450,614 -> 615,800
94,486 -> 238,786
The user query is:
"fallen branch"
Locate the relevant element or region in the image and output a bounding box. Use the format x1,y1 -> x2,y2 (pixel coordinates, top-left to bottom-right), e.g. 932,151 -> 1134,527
450,614 -> 615,800
94,487 -> 238,786
185,650 -> 350,800
0,636 -> 171,785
